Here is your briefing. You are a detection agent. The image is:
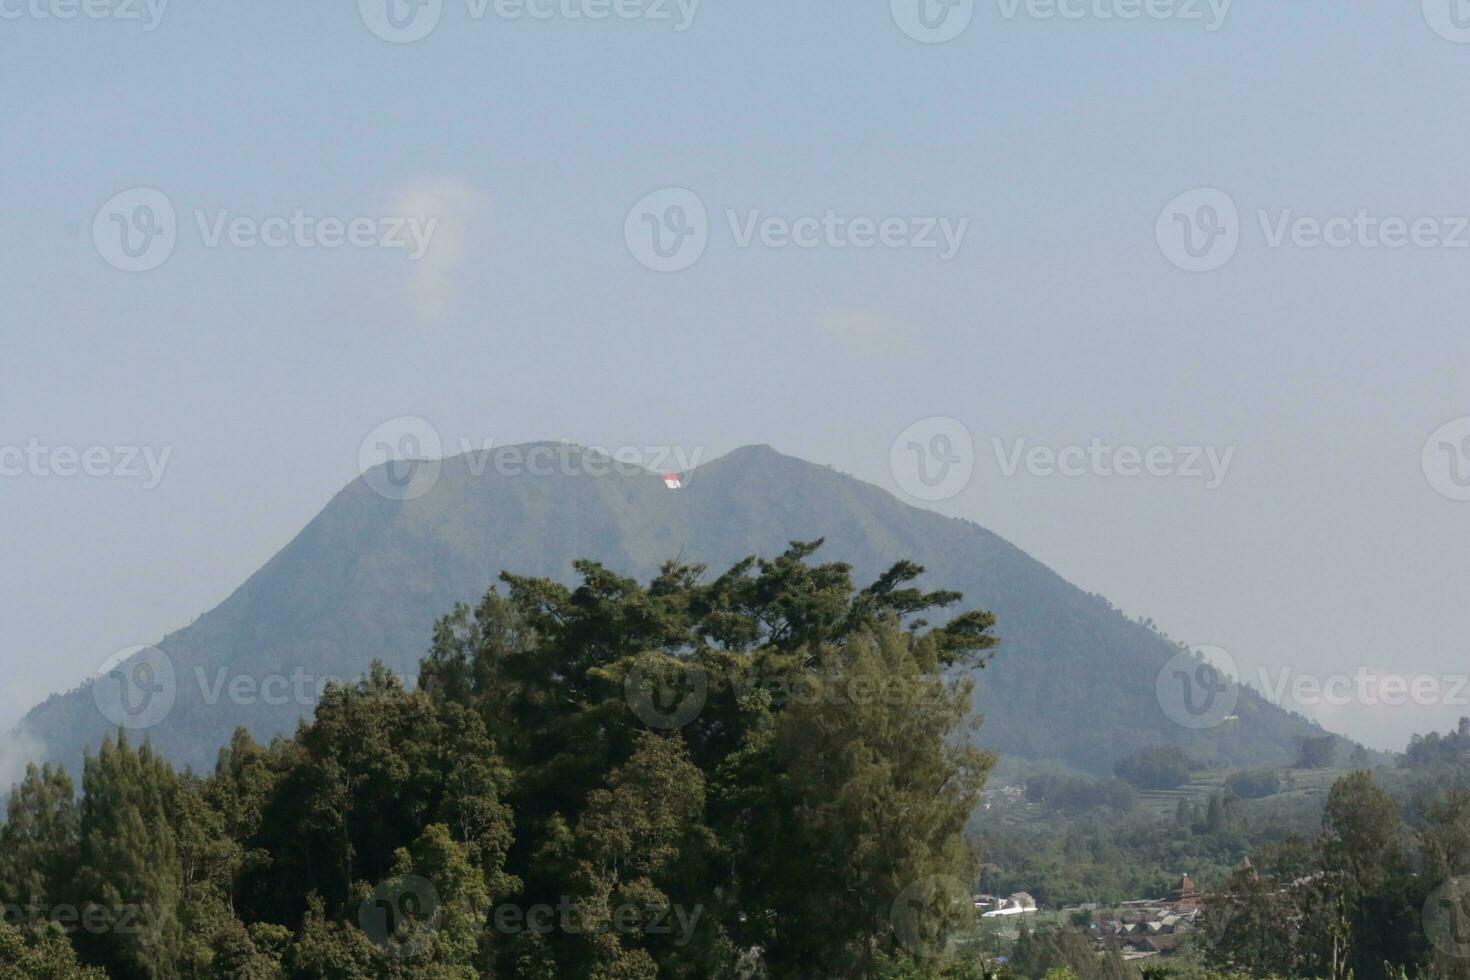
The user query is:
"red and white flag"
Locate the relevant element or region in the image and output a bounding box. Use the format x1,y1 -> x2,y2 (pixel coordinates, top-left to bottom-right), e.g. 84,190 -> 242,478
662,473 -> 683,489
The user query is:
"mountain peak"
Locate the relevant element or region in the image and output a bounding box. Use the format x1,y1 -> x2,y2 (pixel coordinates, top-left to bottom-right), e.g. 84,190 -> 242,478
697,443 -> 826,479
702,443 -> 788,466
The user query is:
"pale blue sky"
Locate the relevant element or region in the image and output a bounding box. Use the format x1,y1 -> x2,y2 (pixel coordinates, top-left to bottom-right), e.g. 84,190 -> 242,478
4,1 -> 1470,751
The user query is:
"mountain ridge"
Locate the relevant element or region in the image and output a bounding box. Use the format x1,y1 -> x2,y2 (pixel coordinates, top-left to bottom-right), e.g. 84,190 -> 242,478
16,442 -> 1334,780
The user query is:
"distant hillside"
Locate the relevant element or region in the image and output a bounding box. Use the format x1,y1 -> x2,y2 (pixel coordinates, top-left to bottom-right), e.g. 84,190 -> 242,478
17,443 -> 1333,778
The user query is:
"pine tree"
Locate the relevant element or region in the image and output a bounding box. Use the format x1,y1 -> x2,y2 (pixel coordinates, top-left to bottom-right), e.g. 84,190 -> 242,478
70,734 -> 186,979
0,763 -> 78,910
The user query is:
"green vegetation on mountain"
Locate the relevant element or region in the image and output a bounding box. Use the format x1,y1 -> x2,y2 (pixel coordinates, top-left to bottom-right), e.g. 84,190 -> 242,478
1403,718 -> 1470,770
18,445 -> 1335,782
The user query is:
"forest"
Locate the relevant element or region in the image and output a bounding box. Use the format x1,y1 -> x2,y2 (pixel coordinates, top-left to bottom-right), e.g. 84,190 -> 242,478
0,542 -> 998,979
8,543 -> 1470,979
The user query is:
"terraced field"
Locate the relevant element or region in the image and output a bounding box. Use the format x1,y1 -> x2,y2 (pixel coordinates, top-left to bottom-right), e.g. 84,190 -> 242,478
1137,767 -> 1350,821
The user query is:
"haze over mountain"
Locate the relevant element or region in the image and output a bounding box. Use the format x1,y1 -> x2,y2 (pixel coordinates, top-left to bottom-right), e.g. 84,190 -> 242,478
17,444 -> 1334,780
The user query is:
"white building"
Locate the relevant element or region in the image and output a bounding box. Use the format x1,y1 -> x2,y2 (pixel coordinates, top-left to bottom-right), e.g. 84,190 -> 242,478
981,892 -> 1037,918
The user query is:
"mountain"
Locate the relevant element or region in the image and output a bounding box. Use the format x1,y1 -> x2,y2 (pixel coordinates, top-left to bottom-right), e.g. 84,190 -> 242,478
16,443 -> 1331,780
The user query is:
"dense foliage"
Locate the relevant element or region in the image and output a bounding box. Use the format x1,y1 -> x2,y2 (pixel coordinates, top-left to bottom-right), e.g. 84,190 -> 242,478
1403,719 -> 1470,770
1024,775 -> 1137,814
1202,770 -> 1470,980
1223,768 -> 1282,800
1294,735 -> 1342,771
977,794 -> 1258,909
1113,747 -> 1195,791
980,763 -> 1470,979
1,542 -> 999,979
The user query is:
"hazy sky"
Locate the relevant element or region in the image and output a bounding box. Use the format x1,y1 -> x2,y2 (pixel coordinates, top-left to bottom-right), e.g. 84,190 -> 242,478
3,1 -> 1470,752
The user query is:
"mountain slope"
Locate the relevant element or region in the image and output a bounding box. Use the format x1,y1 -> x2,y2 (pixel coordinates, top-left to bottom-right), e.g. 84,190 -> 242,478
18,443 -> 1330,778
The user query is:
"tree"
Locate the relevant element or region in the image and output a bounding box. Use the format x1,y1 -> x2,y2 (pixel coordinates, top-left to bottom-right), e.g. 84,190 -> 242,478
1422,788 -> 1470,882
1224,768 -> 1282,800
1321,772 -> 1405,899
1210,773 -> 1418,980
1207,839 -> 1340,978
569,731 -> 717,978
0,920 -> 107,979
1320,772 -> 1416,979
1113,745 -> 1192,790
236,665 -> 516,933
419,541 -> 997,977
1010,927 -> 1122,979
756,627 -> 990,976
1296,735 -> 1338,770
69,734 -> 186,980
0,764 -> 78,910
1417,789 -> 1470,978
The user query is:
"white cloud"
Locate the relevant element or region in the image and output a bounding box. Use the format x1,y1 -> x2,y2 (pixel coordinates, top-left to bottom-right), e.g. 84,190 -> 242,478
391,177 -> 489,323
0,725 -> 46,793
814,307 -> 921,357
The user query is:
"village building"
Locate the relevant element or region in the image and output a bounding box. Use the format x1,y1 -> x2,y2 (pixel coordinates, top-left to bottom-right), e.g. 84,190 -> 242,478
1167,873 -> 1201,911
1087,873 -> 1206,962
